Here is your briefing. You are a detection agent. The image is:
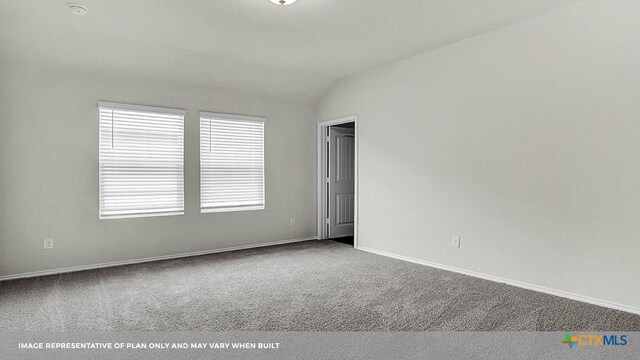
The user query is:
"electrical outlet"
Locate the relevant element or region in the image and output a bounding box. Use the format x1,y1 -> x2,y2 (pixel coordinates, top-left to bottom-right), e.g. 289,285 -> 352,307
290,218 -> 296,226
43,238 -> 54,250
451,236 -> 461,248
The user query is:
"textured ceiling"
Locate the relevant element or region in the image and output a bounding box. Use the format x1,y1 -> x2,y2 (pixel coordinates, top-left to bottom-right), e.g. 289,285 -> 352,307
0,0 -> 581,102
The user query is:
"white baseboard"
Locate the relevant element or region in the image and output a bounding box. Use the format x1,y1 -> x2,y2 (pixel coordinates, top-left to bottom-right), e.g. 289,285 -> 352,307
0,236 -> 318,282
358,246 -> 640,316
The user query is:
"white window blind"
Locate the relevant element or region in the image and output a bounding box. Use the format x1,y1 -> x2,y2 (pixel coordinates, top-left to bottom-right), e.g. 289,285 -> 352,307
200,112 -> 265,213
99,102 -> 185,219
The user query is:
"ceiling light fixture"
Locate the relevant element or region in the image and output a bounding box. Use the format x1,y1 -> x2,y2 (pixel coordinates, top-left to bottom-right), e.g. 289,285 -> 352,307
270,0 -> 297,5
68,4 -> 89,16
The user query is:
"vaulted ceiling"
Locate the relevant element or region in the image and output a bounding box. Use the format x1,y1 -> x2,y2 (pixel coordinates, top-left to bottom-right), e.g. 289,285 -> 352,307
0,0 -> 581,102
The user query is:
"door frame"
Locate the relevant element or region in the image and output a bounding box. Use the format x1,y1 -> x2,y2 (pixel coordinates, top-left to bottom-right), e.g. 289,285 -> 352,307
317,115 -> 359,248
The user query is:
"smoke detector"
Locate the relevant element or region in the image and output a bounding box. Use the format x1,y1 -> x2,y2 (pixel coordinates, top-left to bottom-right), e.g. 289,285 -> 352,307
270,0 -> 297,5
68,4 -> 89,16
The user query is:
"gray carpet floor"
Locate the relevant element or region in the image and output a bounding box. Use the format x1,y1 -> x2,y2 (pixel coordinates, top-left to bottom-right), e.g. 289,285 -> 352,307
1,240 -> 639,331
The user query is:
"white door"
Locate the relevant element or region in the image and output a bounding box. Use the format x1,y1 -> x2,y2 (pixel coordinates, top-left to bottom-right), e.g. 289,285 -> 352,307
328,126 -> 355,238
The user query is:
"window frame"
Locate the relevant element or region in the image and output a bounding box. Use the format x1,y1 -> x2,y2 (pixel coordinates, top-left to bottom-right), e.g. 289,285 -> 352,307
199,111 -> 266,214
98,101 -> 186,220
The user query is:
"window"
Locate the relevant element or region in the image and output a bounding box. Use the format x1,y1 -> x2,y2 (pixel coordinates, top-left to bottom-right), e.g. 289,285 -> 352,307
200,112 -> 265,213
99,102 -> 185,219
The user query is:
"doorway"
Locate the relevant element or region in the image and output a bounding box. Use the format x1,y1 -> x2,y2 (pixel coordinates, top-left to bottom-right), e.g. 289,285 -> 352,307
317,116 -> 358,248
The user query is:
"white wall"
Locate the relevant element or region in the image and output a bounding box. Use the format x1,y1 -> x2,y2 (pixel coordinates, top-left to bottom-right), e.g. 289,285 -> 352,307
318,0 -> 640,309
0,61 -> 317,277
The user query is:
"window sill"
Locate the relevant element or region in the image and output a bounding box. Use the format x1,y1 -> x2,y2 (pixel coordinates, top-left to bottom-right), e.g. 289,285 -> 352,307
201,206 -> 265,214
100,211 -> 184,220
